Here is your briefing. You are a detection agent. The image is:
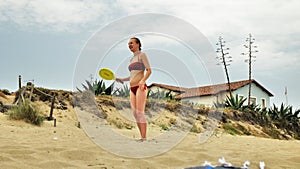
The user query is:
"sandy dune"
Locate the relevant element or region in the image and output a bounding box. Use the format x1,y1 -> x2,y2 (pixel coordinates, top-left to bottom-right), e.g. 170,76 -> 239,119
1,92 -> 299,169
1,107 -> 300,169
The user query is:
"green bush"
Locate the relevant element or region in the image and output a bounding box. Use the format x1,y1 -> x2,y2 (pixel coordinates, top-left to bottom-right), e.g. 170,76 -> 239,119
236,123 -> 251,135
159,124 -> 169,131
190,124 -> 201,133
223,123 -> 241,135
1,89 -> 11,95
9,100 -> 45,125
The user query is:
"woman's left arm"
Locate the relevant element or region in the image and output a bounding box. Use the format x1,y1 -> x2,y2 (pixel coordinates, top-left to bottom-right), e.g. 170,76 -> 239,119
141,67 -> 152,82
139,52 -> 152,84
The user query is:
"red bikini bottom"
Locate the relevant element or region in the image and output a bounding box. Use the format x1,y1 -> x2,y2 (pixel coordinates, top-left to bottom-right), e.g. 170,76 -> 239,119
130,84 -> 147,95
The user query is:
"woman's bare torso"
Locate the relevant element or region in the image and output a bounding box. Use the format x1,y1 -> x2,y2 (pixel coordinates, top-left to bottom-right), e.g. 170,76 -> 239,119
130,70 -> 144,87
129,52 -> 149,87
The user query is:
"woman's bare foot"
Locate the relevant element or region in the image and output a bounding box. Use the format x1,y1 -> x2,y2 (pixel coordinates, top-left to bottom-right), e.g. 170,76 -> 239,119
136,138 -> 147,142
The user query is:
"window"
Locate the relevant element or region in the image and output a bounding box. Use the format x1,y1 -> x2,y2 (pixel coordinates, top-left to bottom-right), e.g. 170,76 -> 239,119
250,97 -> 257,106
261,99 -> 266,108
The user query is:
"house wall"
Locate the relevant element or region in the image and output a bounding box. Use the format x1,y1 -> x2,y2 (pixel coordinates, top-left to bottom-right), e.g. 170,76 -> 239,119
148,86 -> 180,97
182,95 -> 217,107
182,83 -> 271,108
232,83 -> 271,108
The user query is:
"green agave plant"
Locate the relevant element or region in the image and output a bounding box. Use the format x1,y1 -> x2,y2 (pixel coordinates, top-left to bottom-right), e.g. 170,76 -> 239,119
78,79 -> 114,96
147,89 -> 174,100
225,94 -> 247,110
267,103 -> 300,127
113,84 -> 130,97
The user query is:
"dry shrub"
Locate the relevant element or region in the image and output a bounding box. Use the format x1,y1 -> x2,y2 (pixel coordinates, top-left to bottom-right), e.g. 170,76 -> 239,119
9,100 -> 45,125
0,91 -> 7,99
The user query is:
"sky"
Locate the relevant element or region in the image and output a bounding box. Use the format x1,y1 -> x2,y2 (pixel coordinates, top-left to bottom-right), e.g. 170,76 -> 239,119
0,0 -> 299,108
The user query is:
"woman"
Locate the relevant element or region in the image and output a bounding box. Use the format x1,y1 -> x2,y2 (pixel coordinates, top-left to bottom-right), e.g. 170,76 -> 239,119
116,37 -> 152,141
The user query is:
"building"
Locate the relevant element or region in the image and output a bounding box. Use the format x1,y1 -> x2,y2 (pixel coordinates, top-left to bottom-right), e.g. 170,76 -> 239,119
148,79 -> 274,108
147,83 -> 186,96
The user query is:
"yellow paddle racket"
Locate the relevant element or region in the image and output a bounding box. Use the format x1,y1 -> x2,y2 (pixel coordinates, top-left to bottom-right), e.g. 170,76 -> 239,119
99,68 -> 116,80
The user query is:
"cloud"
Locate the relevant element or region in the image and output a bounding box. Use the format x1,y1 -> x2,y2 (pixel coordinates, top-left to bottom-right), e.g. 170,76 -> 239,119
0,0 -> 113,32
1,0 -> 299,106
1,0 -> 299,35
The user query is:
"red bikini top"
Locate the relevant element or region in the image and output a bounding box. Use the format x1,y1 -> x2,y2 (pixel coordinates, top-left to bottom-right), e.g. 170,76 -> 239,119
128,53 -> 145,71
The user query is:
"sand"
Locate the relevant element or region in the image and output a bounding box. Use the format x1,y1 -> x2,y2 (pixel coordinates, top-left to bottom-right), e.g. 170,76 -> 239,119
1,110 -> 300,169
1,93 -> 300,169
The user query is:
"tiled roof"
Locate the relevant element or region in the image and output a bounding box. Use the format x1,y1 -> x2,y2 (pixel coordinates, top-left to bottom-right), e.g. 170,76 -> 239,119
148,83 -> 187,93
175,79 -> 274,99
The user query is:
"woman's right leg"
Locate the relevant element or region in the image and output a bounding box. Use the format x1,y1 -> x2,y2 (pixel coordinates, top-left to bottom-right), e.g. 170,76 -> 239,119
136,87 -> 148,140
130,90 -> 142,138
130,91 -> 137,119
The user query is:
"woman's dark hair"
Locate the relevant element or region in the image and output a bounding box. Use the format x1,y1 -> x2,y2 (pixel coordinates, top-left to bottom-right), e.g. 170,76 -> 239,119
131,37 -> 142,51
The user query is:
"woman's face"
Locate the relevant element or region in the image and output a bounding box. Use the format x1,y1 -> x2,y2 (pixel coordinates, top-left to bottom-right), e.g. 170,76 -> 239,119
128,38 -> 139,52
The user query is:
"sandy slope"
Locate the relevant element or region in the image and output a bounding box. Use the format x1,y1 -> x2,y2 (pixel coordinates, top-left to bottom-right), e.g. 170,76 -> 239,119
1,110 -> 300,169
0,94 -> 300,169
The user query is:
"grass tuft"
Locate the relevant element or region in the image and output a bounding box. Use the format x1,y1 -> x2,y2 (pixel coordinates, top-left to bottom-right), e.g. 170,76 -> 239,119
223,123 -> 241,135
9,100 -> 45,125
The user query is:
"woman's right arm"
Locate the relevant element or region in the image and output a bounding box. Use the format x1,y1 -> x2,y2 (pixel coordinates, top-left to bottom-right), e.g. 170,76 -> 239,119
116,76 -> 130,83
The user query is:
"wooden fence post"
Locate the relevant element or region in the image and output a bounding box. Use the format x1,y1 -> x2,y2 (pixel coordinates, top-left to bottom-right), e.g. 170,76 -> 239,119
19,75 -> 22,89
29,85 -> 34,101
48,94 -> 56,120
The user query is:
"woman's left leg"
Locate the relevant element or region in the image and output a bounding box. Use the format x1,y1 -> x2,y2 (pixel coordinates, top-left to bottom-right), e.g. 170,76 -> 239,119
136,86 -> 148,140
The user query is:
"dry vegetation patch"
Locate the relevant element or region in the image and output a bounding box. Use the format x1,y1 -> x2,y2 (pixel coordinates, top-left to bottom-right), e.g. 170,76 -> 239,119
1,88 -> 298,140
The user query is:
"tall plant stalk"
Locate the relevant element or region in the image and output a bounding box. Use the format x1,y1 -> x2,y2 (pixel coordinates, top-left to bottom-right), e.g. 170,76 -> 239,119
242,34 -> 258,106
216,36 -> 233,97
